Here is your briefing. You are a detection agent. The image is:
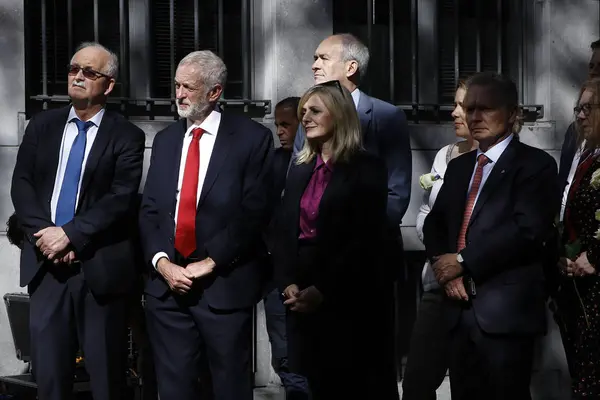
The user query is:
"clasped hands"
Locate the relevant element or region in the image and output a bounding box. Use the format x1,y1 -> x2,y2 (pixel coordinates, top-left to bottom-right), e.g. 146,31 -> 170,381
431,253 -> 469,302
282,284 -> 323,313
157,257 -> 216,295
559,252 -> 596,278
34,227 -> 76,265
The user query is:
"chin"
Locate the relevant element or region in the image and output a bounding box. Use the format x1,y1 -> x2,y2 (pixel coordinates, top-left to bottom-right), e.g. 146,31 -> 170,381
313,77 -> 326,84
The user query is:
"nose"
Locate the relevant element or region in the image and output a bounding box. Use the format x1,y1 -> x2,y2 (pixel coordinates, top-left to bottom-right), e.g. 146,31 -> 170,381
176,85 -> 185,99
74,69 -> 85,80
312,59 -> 320,72
276,127 -> 284,137
577,109 -> 587,120
451,105 -> 460,119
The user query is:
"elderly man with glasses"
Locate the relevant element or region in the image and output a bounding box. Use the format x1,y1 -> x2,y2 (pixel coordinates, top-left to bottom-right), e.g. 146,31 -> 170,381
11,41 -> 145,400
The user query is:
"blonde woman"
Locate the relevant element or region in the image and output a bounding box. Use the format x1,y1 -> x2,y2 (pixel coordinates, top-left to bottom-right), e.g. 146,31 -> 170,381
274,80 -> 389,399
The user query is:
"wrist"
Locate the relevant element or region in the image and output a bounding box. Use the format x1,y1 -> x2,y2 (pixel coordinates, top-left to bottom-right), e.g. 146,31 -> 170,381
156,257 -> 171,274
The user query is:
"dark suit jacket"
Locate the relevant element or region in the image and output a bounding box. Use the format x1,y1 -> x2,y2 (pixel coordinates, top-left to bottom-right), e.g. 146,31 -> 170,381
423,139 -> 559,335
274,151 -> 388,300
139,112 -> 274,310
11,106 -> 146,296
293,91 -> 411,227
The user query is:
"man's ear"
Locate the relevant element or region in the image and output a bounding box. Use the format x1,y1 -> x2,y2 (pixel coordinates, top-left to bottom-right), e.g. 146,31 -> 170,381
103,78 -> 115,96
346,60 -> 359,80
208,84 -> 224,103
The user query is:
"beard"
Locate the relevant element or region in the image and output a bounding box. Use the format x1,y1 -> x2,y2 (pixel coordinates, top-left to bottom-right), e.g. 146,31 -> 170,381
177,97 -> 212,120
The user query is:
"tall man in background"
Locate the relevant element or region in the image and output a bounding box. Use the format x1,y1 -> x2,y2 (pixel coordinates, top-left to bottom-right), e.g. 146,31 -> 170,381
292,33 -> 411,399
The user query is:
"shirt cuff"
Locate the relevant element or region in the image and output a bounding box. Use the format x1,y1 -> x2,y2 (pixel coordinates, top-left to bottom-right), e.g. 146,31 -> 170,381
152,252 -> 169,270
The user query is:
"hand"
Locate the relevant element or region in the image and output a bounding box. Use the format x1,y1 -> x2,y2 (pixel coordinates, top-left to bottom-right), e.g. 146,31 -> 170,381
558,257 -> 575,277
157,258 -> 194,294
282,284 -> 300,301
34,227 -> 70,260
432,253 -> 463,285
186,257 -> 216,279
444,277 -> 469,301
573,252 -> 596,277
55,250 -> 77,265
285,285 -> 323,313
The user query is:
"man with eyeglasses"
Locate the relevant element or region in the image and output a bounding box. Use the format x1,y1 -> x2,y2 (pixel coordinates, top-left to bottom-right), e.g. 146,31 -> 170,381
11,42 -> 145,400
291,33 -> 410,400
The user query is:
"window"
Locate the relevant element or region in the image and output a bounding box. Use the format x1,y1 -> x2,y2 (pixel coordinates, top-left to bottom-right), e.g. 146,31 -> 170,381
24,0 -> 257,118
333,0 -> 540,122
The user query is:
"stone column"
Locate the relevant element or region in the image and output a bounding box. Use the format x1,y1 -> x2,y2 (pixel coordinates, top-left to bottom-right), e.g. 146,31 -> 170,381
250,0 -> 333,387
0,0 -> 29,376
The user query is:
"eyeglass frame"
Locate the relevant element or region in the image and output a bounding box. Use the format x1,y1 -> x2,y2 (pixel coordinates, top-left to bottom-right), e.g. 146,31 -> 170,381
574,103 -> 600,116
67,64 -> 113,81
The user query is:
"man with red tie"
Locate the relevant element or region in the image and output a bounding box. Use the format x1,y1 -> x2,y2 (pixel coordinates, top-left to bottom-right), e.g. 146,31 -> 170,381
423,72 -> 559,400
139,50 -> 274,400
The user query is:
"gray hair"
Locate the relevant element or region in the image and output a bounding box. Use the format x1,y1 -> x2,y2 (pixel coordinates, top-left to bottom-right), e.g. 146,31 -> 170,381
334,33 -> 370,81
178,50 -> 228,91
72,42 -> 119,80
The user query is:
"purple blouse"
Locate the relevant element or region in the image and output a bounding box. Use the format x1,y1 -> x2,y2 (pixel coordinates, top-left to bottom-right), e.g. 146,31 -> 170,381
299,155 -> 333,239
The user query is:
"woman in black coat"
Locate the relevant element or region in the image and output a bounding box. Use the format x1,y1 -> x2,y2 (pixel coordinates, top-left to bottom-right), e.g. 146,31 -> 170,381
274,80 -> 389,399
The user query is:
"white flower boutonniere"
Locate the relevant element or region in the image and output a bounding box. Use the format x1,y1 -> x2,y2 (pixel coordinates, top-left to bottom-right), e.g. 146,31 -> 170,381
591,168 -> 600,189
419,173 -> 441,190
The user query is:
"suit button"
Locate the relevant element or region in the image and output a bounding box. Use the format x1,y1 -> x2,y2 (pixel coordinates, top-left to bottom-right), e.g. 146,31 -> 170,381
168,237 -> 173,243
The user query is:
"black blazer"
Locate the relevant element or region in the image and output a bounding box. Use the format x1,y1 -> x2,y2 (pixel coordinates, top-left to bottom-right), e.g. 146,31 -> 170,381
423,139 -> 559,335
274,151 -> 388,300
139,112 -> 274,309
11,106 -> 146,296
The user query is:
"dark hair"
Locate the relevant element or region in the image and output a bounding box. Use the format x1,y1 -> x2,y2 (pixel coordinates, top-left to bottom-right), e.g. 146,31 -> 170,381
275,97 -> 300,113
6,212 -> 24,249
591,39 -> 600,50
466,71 -> 523,134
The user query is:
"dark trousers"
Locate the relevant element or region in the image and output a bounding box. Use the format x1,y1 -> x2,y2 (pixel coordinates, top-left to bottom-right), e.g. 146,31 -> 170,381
263,287 -> 310,397
449,306 -> 535,400
145,290 -> 253,400
29,265 -> 128,400
402,290 -> 449,400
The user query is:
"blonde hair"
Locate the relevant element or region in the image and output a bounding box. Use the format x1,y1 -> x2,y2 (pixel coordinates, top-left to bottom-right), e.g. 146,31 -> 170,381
296,82 -> 363,164
576,78 -> 600,149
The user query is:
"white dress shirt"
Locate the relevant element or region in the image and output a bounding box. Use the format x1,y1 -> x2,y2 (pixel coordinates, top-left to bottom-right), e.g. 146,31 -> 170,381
351,88 -> 360,109
468,134 -> 514,209
50,107 -> 105,223
152,109 -> 222,268
560,141 -> 586,222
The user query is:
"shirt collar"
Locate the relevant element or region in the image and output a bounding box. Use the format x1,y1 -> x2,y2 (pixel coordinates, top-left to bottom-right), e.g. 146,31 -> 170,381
351,88 -> 360,109
68,106 -> 105,127
476,134 -> 514,164
315,154 -> 333,172
186,109 -> 222,137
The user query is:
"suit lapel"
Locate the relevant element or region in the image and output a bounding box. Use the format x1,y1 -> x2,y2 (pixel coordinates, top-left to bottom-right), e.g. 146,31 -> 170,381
356,92 -> 373,142
318,160 -> 350,215
198,115 -> 233,206
468,140 -> 518,227
168,120 -> 187,214
79,111 -> 115,198
43,107 -> 71,202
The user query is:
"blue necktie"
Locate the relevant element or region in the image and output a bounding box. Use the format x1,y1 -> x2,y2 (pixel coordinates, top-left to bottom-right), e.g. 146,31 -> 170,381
55,118 -> 95,226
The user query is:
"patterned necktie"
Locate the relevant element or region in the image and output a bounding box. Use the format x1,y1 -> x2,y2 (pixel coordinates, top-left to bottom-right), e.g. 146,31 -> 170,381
457,154 -> 490,251
55,118 -> 95,226
175,127 -> 204,257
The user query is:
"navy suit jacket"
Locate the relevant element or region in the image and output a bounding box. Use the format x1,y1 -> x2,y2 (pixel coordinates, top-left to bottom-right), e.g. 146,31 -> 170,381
139,112 -> 274,309
11,106 -> 146,296
293,91 -> 412,227
423,139 -> 559,335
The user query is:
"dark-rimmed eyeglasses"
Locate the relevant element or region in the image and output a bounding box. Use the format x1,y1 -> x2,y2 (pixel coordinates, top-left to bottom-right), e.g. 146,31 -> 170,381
574,103 -> 600,116
67,64 -> 112,81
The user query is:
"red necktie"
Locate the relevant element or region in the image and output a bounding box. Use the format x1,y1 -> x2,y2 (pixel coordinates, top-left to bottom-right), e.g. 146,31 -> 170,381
457,154 -> 490,251
175,127 -> 204,257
